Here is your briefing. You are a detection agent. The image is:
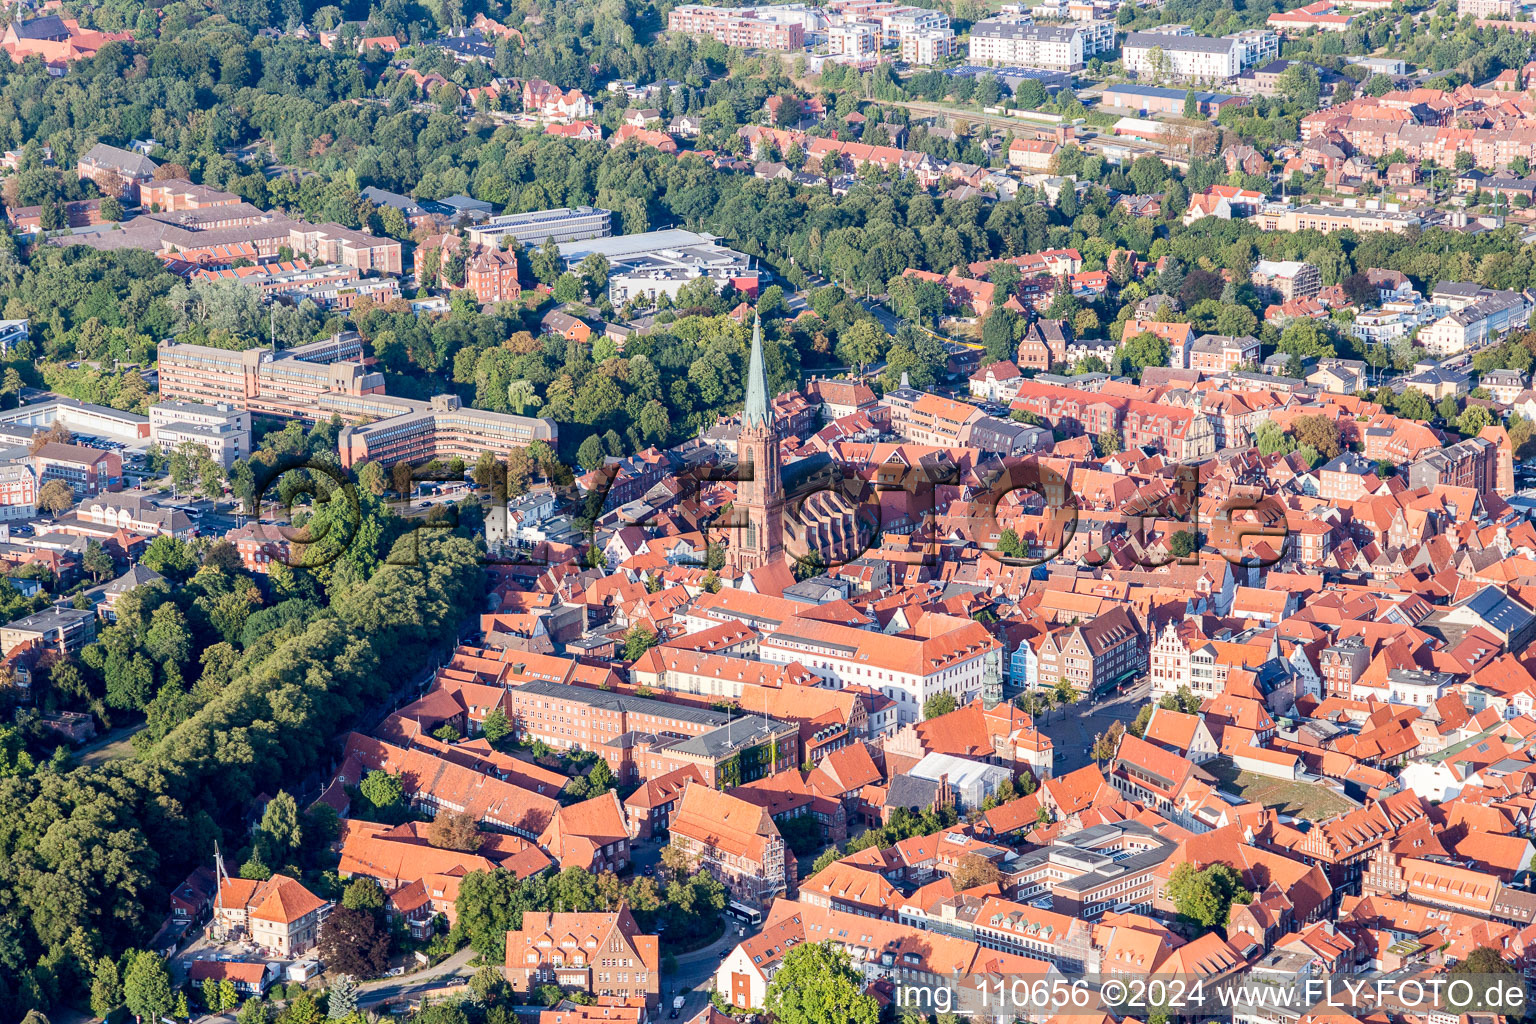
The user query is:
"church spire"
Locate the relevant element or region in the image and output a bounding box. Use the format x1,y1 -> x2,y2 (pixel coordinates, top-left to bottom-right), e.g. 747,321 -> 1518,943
743,309 -> 772,430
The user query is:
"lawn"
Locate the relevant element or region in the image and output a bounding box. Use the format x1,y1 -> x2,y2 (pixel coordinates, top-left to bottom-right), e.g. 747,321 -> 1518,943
1203,757 -> 1358,821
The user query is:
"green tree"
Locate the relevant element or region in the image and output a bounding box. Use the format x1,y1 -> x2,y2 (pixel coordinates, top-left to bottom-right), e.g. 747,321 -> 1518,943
923,692 -> 959,720
1166,862 -> 1252,928
327,974 -> 359,1019
623,625 -> 658,660
481,705 -> 511,744
359,769 -> 405,818
577,435 -> 605,472
764,942 -> 880,1024
256,790 -> 303,864
1169,530 -> 1197,557
342,877 -> 386,912
91,955 -> 124,1018
124,951 -> 175,1024
1115,332 -> 1169,380
1458,404 -> 1492,437
1254,419 -> 1295,456
82,540 -> 115,582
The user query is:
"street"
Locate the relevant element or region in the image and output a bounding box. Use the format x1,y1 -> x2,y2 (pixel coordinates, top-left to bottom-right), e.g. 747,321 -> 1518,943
358,944 -> 479,1008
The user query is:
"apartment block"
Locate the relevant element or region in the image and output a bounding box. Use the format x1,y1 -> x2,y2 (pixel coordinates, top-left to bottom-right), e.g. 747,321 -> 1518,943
1122,30 -> 1243,82
668,5 -> 806,49
969,19 -> 1086,71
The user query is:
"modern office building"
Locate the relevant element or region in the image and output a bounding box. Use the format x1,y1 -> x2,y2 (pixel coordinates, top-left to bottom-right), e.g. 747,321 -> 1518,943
557,229 -> 763,304
156,336 -> 555,467
465,206 -> 613,249
149,401 -> 253,468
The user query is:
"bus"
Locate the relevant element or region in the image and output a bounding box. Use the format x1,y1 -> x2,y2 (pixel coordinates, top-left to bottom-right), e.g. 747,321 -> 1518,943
727,901 -> 762,926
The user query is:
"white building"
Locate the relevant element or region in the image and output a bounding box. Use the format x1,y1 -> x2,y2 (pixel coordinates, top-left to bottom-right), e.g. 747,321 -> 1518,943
758,615 -> 1001,726
968,18 -> 1086,70
149,400 -> 252,468
908,751 -> 1015,809
1122,30 -> 1243,82
1418,290 -> 1531,357
901,26 -> 955,63
557,229 -> 761,306
828,20 -> 879,57
0,319 -> 28,354
1230,28 -> 1280,69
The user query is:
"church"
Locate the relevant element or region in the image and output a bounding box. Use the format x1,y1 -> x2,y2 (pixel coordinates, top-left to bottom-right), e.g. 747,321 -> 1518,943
725,312 -> 871,582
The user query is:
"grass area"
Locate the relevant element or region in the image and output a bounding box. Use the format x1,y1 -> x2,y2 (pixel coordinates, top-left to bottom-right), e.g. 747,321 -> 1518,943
1203,757 -> 1358,821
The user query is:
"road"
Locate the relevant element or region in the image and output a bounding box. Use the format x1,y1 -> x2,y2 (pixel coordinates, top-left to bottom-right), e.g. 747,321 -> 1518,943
358,944 -> 479,1008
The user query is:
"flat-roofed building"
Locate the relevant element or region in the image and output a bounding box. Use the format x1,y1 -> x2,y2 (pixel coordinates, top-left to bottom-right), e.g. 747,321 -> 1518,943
969,18 -> 1086,70
31,441 -> 121,497
157,339 -> 555,466
466,206 -> 613,248
149,401 -> 251,468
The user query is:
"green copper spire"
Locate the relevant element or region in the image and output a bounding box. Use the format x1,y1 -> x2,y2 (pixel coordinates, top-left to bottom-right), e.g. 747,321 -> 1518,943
743,308 -> 772,430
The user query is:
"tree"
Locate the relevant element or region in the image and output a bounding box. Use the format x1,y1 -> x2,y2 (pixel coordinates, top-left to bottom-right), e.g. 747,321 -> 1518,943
1166,862 -> 1252,928
359,769 -> 405,818
981,306 -> 1019,363
1458,404 -> 1492,437
1290,415 -> 1342,460
1254,419 -> 1295,456
318,906 -> 392,979
146,601 -> 193,669
577,434 -> 605,472
1396,389 -> 1433,421
256,790 -> 303,865
142,534 -> 197,576
923,692 -> 959,720
952,852 -> 1002,890
1276,62 -> 1321,109
1115,332 -> 1169,380
1130,703 -> 1154,738
764,942 -> 881,1024
1095,428 -> 1122,457
623,625 -> 658,660
1168,530 -> 1197,557
327,974 -> 359,1019
83,540 -> 115,582
342,877 -> 386,912
1091,722 -> 1125,763
482,705 -> 511,744
91,955 -> 124,1018
428,807 -> 483,851
35,478 -> 74,515
124,951 -> 175,1024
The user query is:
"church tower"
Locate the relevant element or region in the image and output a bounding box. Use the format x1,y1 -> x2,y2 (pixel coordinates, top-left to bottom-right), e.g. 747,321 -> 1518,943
732,311 -> 784,572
